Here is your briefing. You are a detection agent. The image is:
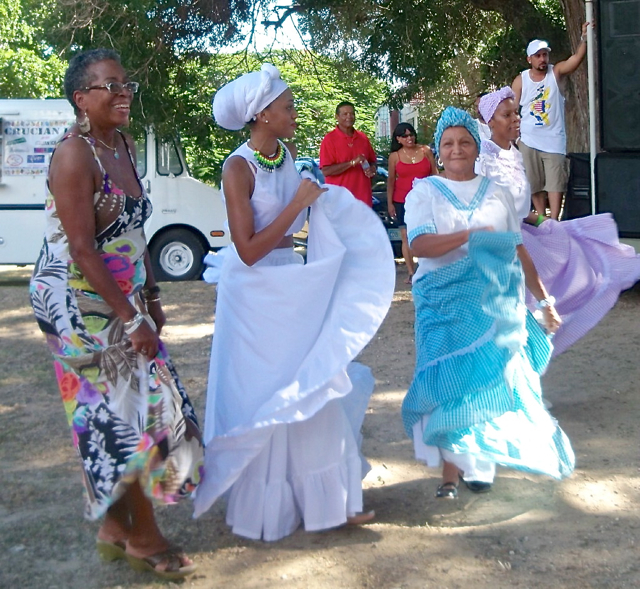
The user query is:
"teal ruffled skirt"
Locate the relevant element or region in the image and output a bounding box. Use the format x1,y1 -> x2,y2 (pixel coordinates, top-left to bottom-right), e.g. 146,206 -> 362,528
402,232 -> 574,479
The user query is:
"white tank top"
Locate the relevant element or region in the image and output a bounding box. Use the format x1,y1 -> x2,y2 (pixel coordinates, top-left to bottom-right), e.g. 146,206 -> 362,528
519,65 -> 566,155
222,141 -> 306,236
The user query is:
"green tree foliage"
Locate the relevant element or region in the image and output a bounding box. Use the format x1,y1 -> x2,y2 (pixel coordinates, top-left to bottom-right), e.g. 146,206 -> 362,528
42,0 -> 251,135
5,0 -> 588,174
297,0 -> 568,101
40,1 -> 386,183
2,0 -> 388,184
295,0 -> 588,150
172,51 -> 387,185
0,0 -> 65,97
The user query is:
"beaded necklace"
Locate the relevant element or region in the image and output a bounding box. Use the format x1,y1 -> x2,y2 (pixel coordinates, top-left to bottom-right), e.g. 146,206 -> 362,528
250,140 -> 286,173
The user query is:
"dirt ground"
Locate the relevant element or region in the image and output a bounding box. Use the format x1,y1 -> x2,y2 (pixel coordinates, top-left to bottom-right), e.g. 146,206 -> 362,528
1,262 -> 640,589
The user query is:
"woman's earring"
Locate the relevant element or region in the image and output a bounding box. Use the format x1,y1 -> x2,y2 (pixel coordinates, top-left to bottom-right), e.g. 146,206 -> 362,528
264,119 -> 269,124
437,157 -> 443,168
79,112 -> 91,133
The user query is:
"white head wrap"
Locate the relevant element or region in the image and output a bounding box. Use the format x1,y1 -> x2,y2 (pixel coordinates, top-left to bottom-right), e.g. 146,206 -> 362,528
212,63 -> 289,131
478,87 -> 516,124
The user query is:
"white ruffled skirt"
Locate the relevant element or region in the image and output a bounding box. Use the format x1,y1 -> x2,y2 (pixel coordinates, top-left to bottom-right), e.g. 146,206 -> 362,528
193,186 -> 395,541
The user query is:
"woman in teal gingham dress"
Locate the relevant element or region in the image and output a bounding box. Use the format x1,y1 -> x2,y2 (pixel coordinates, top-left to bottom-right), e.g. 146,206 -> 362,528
402,107 -> 574,499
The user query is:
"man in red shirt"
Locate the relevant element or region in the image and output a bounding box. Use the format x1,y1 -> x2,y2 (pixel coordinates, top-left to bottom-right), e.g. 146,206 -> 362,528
320,101 -> 377,206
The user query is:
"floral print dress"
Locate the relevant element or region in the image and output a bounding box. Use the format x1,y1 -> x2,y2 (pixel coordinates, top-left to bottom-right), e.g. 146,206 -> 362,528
30,133 -> 203,520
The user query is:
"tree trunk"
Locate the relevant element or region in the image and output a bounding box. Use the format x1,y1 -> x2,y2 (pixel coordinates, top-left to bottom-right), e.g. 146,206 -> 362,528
561,0 -> 592,153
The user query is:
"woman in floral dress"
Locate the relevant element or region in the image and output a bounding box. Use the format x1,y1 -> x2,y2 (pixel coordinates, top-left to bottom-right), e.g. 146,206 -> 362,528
29,49 -> 202,580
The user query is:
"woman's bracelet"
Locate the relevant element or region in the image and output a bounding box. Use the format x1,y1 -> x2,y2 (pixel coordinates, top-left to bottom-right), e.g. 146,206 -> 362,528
123,312 -> 145,334
145,297 -> 161,304
534,214 -> 546,227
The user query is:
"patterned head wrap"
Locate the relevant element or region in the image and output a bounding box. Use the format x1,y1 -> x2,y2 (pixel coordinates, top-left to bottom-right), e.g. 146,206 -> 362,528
433,106 -> 481,156
212,63 -> 289,131
478,87 -> 516,124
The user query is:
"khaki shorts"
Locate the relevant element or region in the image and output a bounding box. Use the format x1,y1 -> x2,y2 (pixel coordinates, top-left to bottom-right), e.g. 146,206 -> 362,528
519,141 -> 568,194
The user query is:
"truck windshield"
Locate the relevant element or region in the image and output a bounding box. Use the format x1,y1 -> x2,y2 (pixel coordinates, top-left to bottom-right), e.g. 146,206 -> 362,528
157,139 -> 183,176
135,134 -> 147,178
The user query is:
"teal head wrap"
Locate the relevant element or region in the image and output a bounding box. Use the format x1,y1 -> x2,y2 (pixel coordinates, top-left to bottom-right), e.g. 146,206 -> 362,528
433,106 -> 481,157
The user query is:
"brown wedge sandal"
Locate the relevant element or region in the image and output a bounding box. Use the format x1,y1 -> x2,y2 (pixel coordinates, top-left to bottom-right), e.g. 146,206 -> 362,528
96,539 -> 127,562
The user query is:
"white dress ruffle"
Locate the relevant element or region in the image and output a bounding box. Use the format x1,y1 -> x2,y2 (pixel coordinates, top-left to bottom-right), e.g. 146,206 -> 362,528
193,185 -> 395,541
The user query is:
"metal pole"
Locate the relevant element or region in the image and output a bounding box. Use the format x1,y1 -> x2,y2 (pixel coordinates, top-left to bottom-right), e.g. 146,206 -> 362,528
585,0 -> 597,215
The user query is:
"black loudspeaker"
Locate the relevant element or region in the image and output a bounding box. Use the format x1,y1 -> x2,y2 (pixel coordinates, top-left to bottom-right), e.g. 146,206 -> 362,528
596,152 -> 640,236
564,153 -> 592,220
598,0 -> 640,151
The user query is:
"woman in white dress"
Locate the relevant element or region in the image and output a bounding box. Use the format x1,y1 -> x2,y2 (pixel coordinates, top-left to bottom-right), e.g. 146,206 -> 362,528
403,107 -> 574,499
193,64 -> 395,540
477,87 -> 640,356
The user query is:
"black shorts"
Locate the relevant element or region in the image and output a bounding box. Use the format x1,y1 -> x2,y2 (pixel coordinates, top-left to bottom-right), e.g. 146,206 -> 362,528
393,201 -> 406,227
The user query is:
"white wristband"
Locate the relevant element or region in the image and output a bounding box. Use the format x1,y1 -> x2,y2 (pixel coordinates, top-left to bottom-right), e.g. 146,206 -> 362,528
535,296 -> 556,310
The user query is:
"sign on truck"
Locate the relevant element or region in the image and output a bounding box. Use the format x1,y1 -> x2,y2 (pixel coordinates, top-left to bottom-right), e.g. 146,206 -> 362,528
0,99 -> 230,281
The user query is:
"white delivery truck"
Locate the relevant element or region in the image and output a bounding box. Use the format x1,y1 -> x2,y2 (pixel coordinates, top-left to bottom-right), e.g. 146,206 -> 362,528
0,98 -> 230,280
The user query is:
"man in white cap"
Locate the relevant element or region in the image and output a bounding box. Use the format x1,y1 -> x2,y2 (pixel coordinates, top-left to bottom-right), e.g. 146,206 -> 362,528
512,22 -> 590,220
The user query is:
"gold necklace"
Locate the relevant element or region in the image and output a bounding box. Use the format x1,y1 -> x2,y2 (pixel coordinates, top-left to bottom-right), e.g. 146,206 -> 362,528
343,129 -> 355,148
247,140 -> 278,158
90,133 -> 119,159
403,147 -> 418,164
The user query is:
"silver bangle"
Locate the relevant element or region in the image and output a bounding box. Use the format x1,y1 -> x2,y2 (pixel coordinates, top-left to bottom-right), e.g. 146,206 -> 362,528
535,296 -> 556,310
123,312 -> 145,334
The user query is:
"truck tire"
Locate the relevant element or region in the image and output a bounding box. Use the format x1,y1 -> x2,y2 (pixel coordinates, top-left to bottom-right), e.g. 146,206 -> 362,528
149,228 -> 206,282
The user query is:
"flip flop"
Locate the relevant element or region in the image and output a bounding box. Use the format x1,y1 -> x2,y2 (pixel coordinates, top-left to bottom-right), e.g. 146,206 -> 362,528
96,539 -> 127,562
125,548 -> 197,580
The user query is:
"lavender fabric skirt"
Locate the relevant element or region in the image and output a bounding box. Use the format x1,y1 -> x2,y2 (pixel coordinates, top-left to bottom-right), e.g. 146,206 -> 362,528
522,213 -> 640,356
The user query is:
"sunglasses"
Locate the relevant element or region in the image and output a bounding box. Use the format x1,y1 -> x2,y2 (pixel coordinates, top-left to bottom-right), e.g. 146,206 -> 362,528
84,82 -> 140,94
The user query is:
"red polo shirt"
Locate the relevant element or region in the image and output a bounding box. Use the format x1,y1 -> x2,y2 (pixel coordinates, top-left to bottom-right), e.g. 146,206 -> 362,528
319,127 -> 377,206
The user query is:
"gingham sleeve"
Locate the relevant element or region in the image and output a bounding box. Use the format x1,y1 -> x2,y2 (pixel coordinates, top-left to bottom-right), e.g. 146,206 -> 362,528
405,179 -> 438,246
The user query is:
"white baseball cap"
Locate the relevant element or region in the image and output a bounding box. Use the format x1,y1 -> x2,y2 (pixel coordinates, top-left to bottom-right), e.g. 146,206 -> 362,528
527,39 -> 551,57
